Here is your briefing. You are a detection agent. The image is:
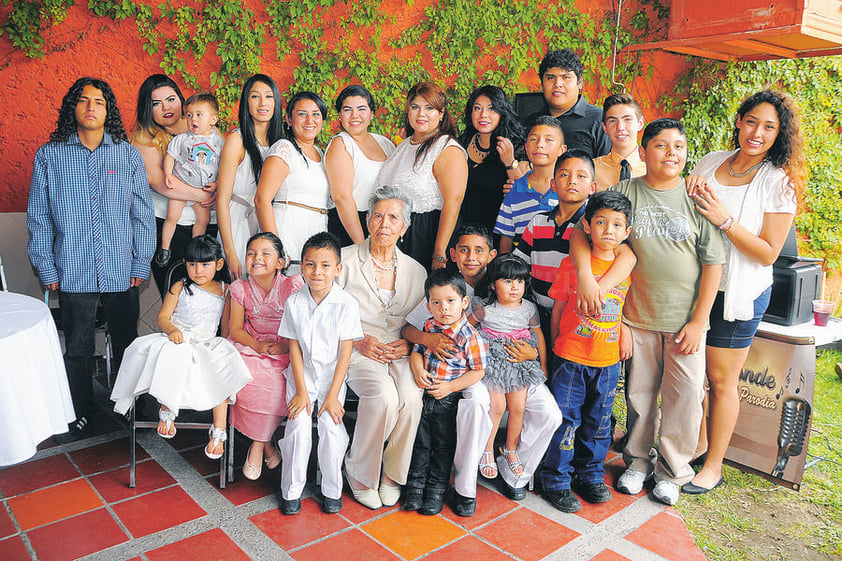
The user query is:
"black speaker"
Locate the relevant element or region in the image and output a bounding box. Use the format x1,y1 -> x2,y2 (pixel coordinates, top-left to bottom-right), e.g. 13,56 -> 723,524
763,226 -> 822,326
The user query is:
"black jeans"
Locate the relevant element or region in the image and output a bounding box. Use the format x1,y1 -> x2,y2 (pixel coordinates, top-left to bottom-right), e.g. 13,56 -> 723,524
406,391 -> 461,495
59,288 -> 139,419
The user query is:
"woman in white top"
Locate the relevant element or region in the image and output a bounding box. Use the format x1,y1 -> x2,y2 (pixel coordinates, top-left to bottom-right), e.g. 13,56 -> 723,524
376,81 -> 468,271
326,85 -> 395,246
684,90 -> 805,494
254,91 -> 330,274
216,74 -> 285,279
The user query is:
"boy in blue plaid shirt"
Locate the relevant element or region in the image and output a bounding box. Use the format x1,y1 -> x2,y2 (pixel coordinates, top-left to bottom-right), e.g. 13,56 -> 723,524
407,269 -> 488,516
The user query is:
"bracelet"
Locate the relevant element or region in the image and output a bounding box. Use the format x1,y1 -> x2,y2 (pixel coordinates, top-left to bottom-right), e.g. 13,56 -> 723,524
433,253 -> 447,263
719,215 -> 734,233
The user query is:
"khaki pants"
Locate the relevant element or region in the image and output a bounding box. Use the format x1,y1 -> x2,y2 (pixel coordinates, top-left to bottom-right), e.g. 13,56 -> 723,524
623,325 -> 706,485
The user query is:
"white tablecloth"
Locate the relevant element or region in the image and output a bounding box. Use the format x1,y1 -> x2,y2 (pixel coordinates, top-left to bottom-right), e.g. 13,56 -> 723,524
0,292 -> 75,466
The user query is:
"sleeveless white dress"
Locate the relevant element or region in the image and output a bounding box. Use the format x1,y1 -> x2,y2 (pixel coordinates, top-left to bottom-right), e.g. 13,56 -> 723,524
226,131 -> 272,267
111,283 -> 252,415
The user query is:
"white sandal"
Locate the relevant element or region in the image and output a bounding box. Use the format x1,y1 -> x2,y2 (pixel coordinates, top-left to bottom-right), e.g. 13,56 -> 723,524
205,426 -> 227,460
157,407 -> 176,439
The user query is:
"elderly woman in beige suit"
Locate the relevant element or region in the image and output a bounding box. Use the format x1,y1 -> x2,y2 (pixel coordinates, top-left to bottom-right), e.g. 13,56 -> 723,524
338,185 -> 427,509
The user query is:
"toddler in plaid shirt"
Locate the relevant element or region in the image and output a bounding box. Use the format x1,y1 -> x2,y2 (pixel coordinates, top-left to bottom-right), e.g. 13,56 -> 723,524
407,269 -> 488,515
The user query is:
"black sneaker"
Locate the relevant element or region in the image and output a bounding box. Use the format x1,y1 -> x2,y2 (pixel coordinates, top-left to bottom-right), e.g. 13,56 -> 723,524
322,496 -> 342,514
280,497 -> 301,515
154,248 -> 171,268
404,488 -> 423,511
573,480 -> 612,504
451,491 -> 476,517
543,489 -> 582,513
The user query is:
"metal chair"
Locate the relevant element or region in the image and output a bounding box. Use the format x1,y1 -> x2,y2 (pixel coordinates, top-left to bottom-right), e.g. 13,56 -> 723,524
0,251 -> 8,291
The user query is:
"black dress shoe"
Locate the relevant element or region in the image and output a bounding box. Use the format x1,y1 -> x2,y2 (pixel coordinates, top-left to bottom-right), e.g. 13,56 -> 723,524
543,489 -> 582,513
419,492 -> 445,515
573,480 -> 612,504
682,477 -> 724,495
451,491 -> 476,517
404,489 -> 423,511
322,496 -> 342,514
280,497 -> 302,515
690,452 -> 708,468
497,478 -> 526,501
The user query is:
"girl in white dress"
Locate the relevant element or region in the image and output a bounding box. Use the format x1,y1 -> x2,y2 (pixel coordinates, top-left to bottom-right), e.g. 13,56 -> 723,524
111,236 -> 252,460
254,91 -> 330,274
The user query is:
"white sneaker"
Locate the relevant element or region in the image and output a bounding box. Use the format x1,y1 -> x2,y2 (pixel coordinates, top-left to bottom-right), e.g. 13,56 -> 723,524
652,480 -> 680,505
616,469 -> 651,495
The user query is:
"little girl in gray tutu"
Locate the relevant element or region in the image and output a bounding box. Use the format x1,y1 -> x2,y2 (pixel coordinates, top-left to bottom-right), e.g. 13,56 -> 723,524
469,254 -> 547,479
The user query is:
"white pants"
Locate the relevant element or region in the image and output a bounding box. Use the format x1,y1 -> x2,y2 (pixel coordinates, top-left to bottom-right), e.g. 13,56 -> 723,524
279,384 -> 349,500
496,383 -> 563,489
453,381 -> 493,498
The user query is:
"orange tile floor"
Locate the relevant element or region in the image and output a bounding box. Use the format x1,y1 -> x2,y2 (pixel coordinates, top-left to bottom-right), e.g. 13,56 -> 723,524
0,415 -> 708,561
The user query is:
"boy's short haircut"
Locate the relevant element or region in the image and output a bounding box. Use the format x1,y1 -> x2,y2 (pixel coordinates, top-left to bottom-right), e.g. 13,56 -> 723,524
602,93 -> 643,123
640,117 -> 685,149
539,49 -> 583,81
528,115 -> 565,141
301,231 -> 342,263
425,268 -> 467,300
184,91 -> 219,113
454,223 -> 494,251
554,149 -> 595,177
584,190 -> 632,225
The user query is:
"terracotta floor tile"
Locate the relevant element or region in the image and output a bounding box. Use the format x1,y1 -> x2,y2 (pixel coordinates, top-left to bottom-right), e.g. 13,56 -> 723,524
8,479 -> 103,531
0,455 -> 79,497
575,490 -> 638,524
69,437 -> 148,475
476,507 -> 579,561
27,508 -> 128,561
589,549 -> 634,561
0,505 -> 18,538
90,460 -> 176,503
440,484 -> 519,529
626,511 -> 706,561
112,486 -> 206,538
292,528 -> 399,561
251,498 -> 350,550
145,528 -> 251,561
421,535 -> 516,560
180,447 -> 223,477
362,509 -> 466,560
213,470 -> 277,506
338,489 -> 399,524
0,535 -> 31,561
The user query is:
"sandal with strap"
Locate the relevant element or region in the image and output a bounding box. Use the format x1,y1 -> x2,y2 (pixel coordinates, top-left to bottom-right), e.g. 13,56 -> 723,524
205,426 -> 227,460
264,443 -> 281,470
479,450 -> 498,479
157,407 -> 176,439
500,446 -> 524,477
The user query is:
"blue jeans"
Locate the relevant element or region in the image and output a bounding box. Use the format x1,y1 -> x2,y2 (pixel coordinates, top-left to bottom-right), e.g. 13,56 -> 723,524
540,355 -> 619,490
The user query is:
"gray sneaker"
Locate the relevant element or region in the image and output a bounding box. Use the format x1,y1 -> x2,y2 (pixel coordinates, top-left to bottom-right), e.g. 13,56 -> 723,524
652,480 -> 680,505
616,469 -> 651,495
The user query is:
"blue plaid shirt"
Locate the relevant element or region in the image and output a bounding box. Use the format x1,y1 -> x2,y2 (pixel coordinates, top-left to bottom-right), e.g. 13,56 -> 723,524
27,132 -> 155,293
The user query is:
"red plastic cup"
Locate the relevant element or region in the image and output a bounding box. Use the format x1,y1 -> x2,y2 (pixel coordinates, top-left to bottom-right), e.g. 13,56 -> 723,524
812,300 -> 834,326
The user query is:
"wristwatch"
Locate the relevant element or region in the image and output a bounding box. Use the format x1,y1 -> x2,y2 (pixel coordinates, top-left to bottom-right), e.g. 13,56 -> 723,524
507,159 -> 519,170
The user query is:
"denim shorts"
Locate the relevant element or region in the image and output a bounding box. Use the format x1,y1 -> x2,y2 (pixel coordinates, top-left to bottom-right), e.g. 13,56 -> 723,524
707,287 -> 771,349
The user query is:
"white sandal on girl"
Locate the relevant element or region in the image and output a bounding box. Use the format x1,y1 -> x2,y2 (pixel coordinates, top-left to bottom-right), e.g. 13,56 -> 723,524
479,450 -> 498,479
157,407 -> 176,439
205,426 -> 227,460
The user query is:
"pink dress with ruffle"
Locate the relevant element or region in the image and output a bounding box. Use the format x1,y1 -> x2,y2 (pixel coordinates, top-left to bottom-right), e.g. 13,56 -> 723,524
228,272 -> 304,441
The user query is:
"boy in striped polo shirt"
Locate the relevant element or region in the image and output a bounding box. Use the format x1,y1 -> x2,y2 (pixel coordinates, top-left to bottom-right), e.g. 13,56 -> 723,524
494,116 -> 566,253
514,150 -> 595,340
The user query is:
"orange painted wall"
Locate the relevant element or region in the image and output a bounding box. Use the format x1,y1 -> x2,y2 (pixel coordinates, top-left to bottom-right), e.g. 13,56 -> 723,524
0,0 -> 689,213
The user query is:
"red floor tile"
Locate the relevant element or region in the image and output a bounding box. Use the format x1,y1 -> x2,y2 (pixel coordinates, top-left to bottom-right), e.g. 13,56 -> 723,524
69,437 -> 149,475
90,459 -> 176,503
112,486 -> 206,538
292,528 -> 399,561
0,506 -> 18,539
476,507 -> 579,561
0,455 -> 79,497
8,479 -> 103,531
145,528 -> 251,561
589,549 -> 634,561
626,511 -> 706,561
180,447 -> 223,477
0,535 -> 31,561
212,470 -> 277,506
338,489 -> 400,524
363,509 -> 466,560
441,484 -> 519,530
26,508 -> 128,561
575,490 -> 638,524
251,498 -> 350,550
421,535 -> 516,560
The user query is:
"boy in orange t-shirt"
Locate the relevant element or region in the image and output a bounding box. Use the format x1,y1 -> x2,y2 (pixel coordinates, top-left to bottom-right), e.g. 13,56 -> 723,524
538,190 -> 632,513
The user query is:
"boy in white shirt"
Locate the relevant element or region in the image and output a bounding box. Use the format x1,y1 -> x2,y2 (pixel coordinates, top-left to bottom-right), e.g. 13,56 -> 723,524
278,232 -> 364,515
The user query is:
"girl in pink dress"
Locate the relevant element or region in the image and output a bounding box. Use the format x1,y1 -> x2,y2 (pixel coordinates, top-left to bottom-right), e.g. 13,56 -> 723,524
229,232 -> 304,480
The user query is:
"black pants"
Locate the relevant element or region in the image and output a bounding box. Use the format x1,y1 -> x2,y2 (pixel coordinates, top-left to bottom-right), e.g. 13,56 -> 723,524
59,288 -> 139,419
406,392 -> 460,494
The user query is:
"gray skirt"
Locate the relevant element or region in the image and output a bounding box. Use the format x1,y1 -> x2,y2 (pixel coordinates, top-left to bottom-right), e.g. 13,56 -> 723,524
483,331 -> 546,394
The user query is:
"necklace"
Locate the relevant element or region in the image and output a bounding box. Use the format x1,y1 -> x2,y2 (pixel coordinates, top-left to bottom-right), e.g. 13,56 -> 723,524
727,151 -> 764,178
409,129 -> 438,145
369,243 -> 397,271
473,134 -> 491,153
